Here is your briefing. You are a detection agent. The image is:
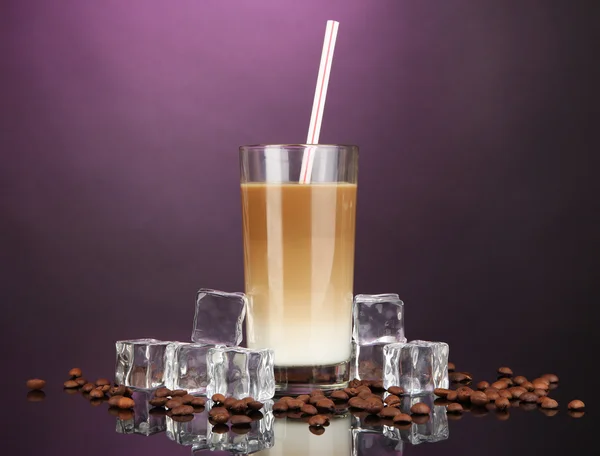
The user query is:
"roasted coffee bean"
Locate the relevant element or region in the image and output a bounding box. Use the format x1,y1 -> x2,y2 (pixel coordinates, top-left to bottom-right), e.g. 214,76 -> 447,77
412,414 -> 430,424
476,381 -> 490,391
100,385 -> 111,393
509,386 -> 527,399
349,379 -> 362,388
223,397 -> 237,409
109,385 -> 127,396
26,390 -> 46,402
448,362 -> 456,372
212,423 -> 229,434
286,411 -> 304,420
230,400 -> 248,414
384,394 -> 401,405
242,396 -> 256,405
166,398 -> 184,409
81,383 -> 95,393
490,380 -> 508,390
301,404 -> 318,415
497,389 -> 512,399
309,389 -> 326,397
344,387 -> 359,397
95,378 -> 110,386
149,397 -> 168,407
64,380 -> 79,389
69,368 -> 83,378
177,394 -> 194,405
116,397 -> 135,409
379,407 -> 401,419
446,391 -> 458,401
209,407 -> 230,423
296,394 -> 310,403
308,425 -> 324,436
191,397 -> 206,408
410,402 -> 430,415
171,405 -> 194,416
541,373 -> 559,383
449,372 -> 472,383
371,381 -> 385,391
230,414 -> 252,425
387,386 -> 404,396
278,396 -> 294,403
484,389 -> 499,401
532,380 -> 549,391
125,387 -> 134,397
330,390 -> 349,402
502,378 -> 514,387
211,394 -> 226,404
26,379 -> 46,390
568,400 -> 585,410
364,401 -> 384,415
446,403 -> 463,414
513,376 -> 527,385
171,389 -> 188,397
433,388 -> 451,398
75,378 -> 87,386
315,398 -> 335,412
519,392 -> 538,403
393,412 -> 413,423
308,415 -> 329,427
355,385 -> 372,394
89,388 -> 105,399
497,367 -> 513,377
358,390 -> 377,400
540,398 -> 558,409
308,395 -> 323,406
457,387 -> 473,403
434,398 -> 450,406
533,388 -> 548,397
246,400 -> 263,410
521,381 -> 535,392
495,397 -> 510,411
154,387 -> 171,398
247,410 -> 264,421
273,401 -> 289,412
534,376 -> 550,385
470,391 -> 489,406
348,397 -> 366,409
286,399 -> 305,410
108,395 -> 123,406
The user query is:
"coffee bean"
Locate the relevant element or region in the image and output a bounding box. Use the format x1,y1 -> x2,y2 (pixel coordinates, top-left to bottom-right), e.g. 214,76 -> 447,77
533,376 -> 550,385
490,380 -> 508,390
81,382 -> 95,393
125,387 -> 134,397
166,398 -> 184,409
315,398 -> 335,412
513,376 -> 527,385
497,367 -> 513,377
177,394 -> 194,405
541,373 -> 559,383
412,414 -> 430,424
476,381 -> 490,391
309,425 -> 325,435
532,380 -> 549,391
26,379 -> 46,390
384,394 -> 401,405
108,395 -> 123,406
533,388 -> 548,397
209,407 -> 230,424
100,385 -> 111,393
230,414 -> 252,425
191,397 -> 207,407
348,397 -> 366,409
540,398 -> 558,409
75,378 -> 87,386
89,388 -> 104,399
344,387 -> 359,397
309,389 -> 326,397
171,405 -> 194,416
287,399 -> 305,410
273,401 -> 289,412
63,380 -> 79,389
498,389 -> 513,399
212,423 -> 229,434
117,397 -> 135,409
434,398 -> 450,406
330,390 -> 349,402
154,387 -> 171,398
495,397 -> 510,410
449,372 -> 472,383
519,392 -> 538,403
149,397 -> 168,407
364,401 -> 384,415
286,411 -> 304,420
211,394 -> 226,404
521,381 -> 535,392
171,389 -> 188,397
243,400 -> 261,411
69,368 -> 82,378
308,415 -> 329,427
89,398 -> 104,407
109,385 -> 127,396
433,388 -> 451,398
448,362 -> 456,372
457,387 -> 473,403
242,397 -> 256,405
509,386 -> 527,399
393,412 -> 413,423
470,391 -> 489,406
568,400 -> 585,410
222,397 -> 237,409
371,381 -> 385,391
446,391 -> 458,401
379,407 -> 401,419
95,378 -> 110,386
295,394 -> 310,403
446,403 -> 463,414
410,402 -> 430,415
568,410 -> 585,418
502,377 -> 514,387
248,410 -> 264,421
230,400 -> 248,414
355,385 -> 372,394
301,404 -> 318,415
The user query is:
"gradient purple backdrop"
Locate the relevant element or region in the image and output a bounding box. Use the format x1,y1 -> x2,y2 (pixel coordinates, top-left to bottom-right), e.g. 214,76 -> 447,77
0,1 -> 598,455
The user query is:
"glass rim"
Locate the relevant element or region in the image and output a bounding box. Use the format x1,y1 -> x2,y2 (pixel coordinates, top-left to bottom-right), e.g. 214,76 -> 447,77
239,143 -> 358,150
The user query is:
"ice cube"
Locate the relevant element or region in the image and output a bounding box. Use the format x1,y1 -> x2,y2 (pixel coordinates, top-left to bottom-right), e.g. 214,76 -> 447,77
164,342 -> 212,395
351,341 -> 405,382
165,408 -> 209,446
383,340 -> 449,395
206,347 -> 275,401
352,428 -> 404,456
115,338 -> 172,388
191,289 -> 247,346
353,294 -> 405,345
115,389 -> 166,436
206,400 -> 274,453
383,395 -> 448,445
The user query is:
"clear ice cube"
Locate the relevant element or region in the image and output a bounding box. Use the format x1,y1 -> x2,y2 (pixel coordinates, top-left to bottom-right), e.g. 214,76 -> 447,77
352,428 -> 404,456
351,341 -> 405,382
383,395 -> 449,445
353,294 -> 405,345
205,400 -> 274,453
114,338 -> 172,389
206,347 -> 275,401
115,389 -> 166,436
191,289 -> 247,346
164,342 -> 212,395
165,408 -> 209,446
383,340 -> 449,395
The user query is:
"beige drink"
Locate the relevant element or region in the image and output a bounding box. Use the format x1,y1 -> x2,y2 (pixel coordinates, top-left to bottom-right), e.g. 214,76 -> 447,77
241,183 -> 357,367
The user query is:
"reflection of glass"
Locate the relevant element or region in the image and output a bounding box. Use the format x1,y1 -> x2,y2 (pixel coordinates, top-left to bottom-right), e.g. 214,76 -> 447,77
352,428 -> 403,456
383,395 -> 449,445
253,414 -> 351,456
115,389 -> 166,436
165,408 -> 208,446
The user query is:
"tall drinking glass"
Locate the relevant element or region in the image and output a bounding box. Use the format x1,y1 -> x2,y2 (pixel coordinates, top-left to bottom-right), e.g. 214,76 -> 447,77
240,144 -> 358,393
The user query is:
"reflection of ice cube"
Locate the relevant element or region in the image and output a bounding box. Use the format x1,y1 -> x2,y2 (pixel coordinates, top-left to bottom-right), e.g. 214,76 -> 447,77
383,340 -> 449,395
192,289 -> 247,346
165,408 -> 208,446
205,401 -> 274,454
207,347 -> 275,401
384,395 -> 449,445
115,339 -> 172,389
352,428 -> 404,456
164,342 -> 212,394
353,294 -> 405,345
115,389 -> 166,436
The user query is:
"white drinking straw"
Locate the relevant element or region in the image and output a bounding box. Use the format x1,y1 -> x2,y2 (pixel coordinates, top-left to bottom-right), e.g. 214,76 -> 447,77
299,20 -> 340,184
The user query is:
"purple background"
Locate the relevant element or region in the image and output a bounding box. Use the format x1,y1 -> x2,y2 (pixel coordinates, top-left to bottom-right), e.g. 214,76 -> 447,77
0,0 -> 597,454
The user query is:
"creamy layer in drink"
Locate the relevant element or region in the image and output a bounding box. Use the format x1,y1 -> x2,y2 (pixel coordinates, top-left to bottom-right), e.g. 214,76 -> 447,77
241,183 -> 356,366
